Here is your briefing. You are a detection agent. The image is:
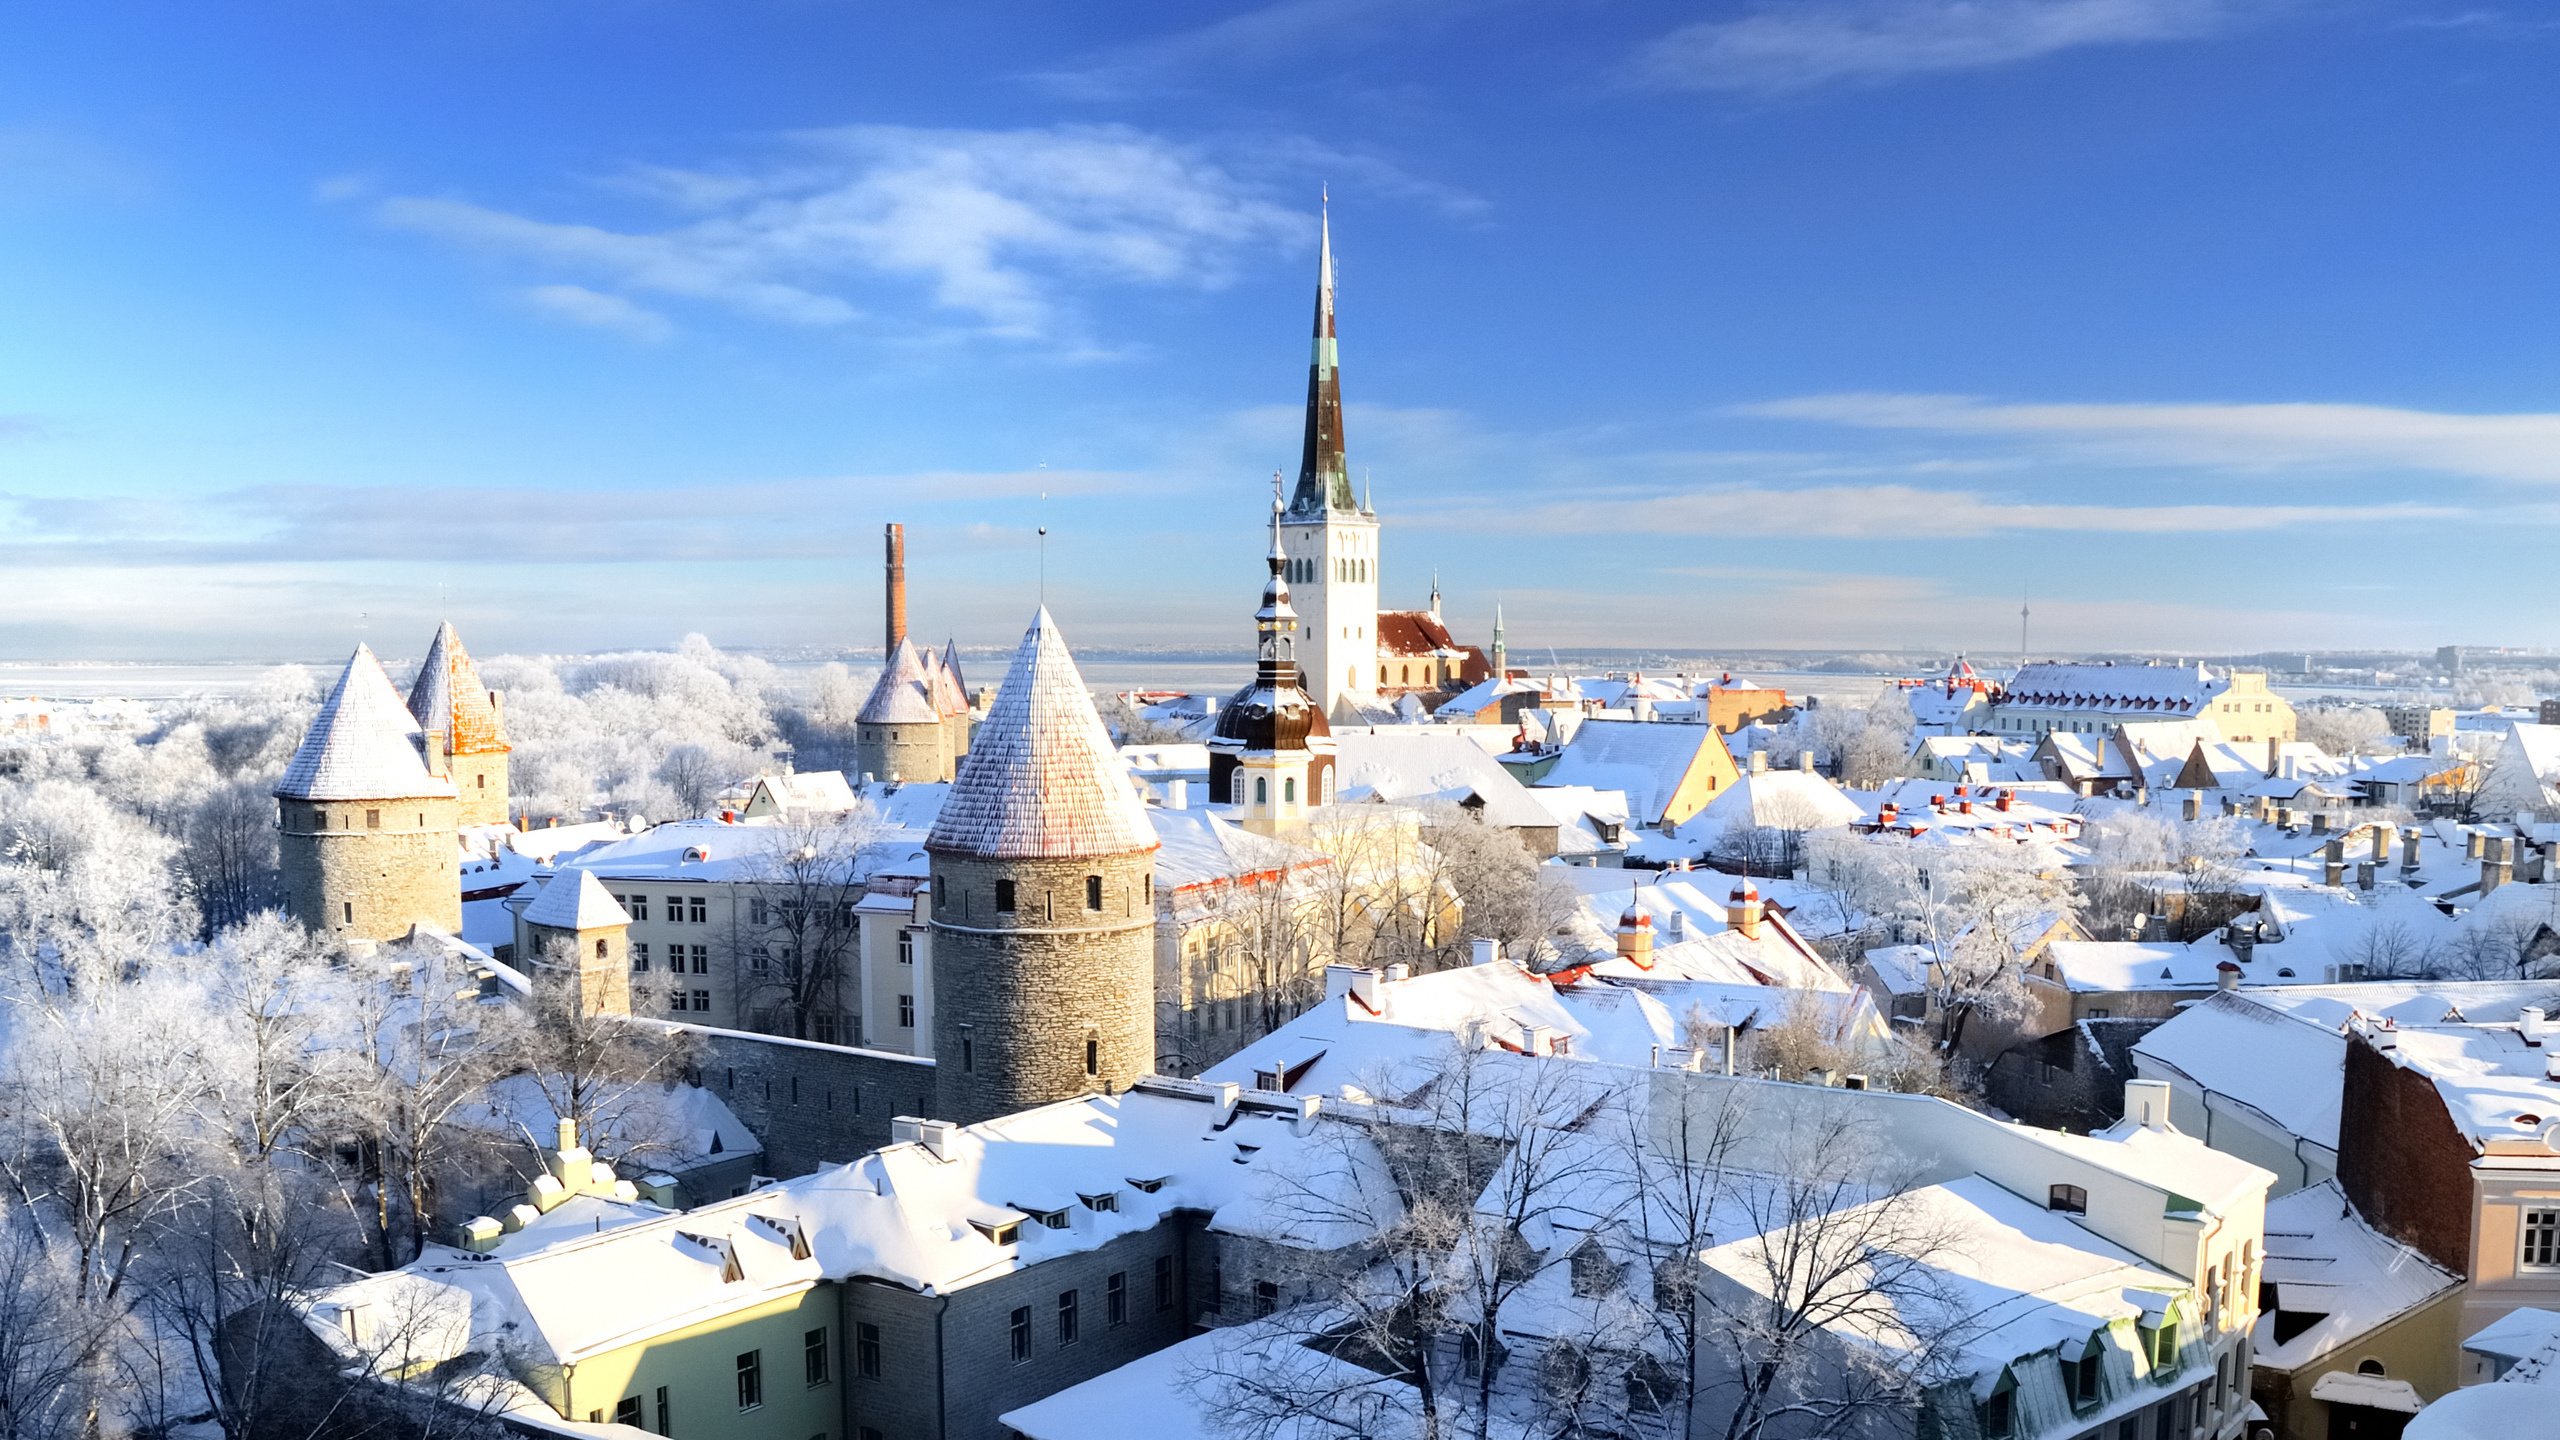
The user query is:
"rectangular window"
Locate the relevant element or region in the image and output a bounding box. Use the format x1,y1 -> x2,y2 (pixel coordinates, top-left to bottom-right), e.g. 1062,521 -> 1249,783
1009,1305 -> 1031,1363
804,1326 -> 829,1386
1086,874 -> 1103,910
898,929 -> 915,965
736,1349 -> 763,1410
996,879 -> 1016,913
613,1396 -> 641,1427
689,896 -> 708,923
628,893 -> 649,921
2523,1209 -> 2560,1268
691,944 -> 709,974
752,946 -> 771,974
1255,1280 -> 1278,1317
1107,1271 -> 1127,1327
812,1012 -> 838,1045
692,989 -> 710,1012
857,1321 -> 881,1379
670,991 -> 689,1013
1155,1254 -> 1175,1312
1058,1289 -> 1079,1345
631,941 -> 650,972
751,898 -> 769,925
365,808 -> 381,829
656,1386 -> 669,1433
898,994 -> 915,1028
663,894 -> 683,923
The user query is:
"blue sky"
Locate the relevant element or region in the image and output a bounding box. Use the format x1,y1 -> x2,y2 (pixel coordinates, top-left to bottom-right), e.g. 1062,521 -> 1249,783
3,0 -> 2557,662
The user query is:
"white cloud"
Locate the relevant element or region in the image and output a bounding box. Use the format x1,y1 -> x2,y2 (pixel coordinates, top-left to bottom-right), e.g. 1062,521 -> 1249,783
374,123 -> 1327,344
1636,0 -> 2243,94
1735,393 -> 2560,485
1027,0 -> 1485,100
519,284 -> 674,343
1407,482 -> 2461,539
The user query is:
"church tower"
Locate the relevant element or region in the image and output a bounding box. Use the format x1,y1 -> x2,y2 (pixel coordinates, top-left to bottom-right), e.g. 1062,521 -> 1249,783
1209,480 -> 1334,834
925,609 -> 1161,1124
277,645 -> 462,942
406,622 -> 511,828
1278,201 -> 1380,721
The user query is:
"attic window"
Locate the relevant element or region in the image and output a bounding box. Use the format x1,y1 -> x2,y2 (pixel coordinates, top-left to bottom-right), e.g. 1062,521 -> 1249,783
1126,1176 -> 1168,1194
1024,1207 -> 1070,1231
2048,1184 -> 2088,1215
969,1219 -> 1022,1246
1079,1191 -> 1119,1214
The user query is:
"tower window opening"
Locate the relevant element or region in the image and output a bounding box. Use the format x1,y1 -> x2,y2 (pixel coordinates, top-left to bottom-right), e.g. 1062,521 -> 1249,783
594,939 -> 607,959
1283,777 -> 1296,804
1086,875 -> 1102,911
1254,777 -> 1268,805
995,879 -> 1016,913
1086,1033 -> 1100,1075
365,808 -> 381,830
342,901 -> 353,924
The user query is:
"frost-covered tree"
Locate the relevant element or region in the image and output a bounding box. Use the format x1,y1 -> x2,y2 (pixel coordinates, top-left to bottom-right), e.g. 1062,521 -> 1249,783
0,778 -> 197,985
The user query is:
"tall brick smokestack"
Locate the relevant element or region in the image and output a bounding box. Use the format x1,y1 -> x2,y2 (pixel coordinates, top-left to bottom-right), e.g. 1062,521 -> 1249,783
885,523 -> 908,659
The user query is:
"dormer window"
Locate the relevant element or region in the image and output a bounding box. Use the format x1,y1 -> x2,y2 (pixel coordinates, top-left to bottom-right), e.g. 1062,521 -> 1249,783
1079,1191 -> 1119,1214
1126,1176 -> 1168,1194
969,1218 -> 1022,1246
1979,1372 -> 2016,1439
2066,1336 -> 2104,1408
1023,1207 -> 1069,1230
2048,1183 -> 2088,1215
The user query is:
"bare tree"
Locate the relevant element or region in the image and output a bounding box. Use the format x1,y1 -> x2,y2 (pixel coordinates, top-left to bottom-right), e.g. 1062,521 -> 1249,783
1910,845 -> 2077,1058
175,778 -> 282,937
486,955 -> 702,1175
1693,1100 -> 1973,1440
338,939 -> 513,1267
1161,839 -> 1328,1075
0,1202 -> 117,1440
733,807 -> 887,1040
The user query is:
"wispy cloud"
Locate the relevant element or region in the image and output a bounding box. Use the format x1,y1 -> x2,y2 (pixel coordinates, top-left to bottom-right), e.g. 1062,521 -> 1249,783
371,124 -> 1340,346
1734,393 -> 2560,485
519,284 -> 674,343
1027,0 -> 1489,100
1635,0 -> 2248,95
1408,482 -> 2462,539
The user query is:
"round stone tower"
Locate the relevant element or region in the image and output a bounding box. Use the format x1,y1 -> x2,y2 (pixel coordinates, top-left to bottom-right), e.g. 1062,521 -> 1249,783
854,638 -> 952,784
926,608 -> 1160,1124
276,644 -> 462,943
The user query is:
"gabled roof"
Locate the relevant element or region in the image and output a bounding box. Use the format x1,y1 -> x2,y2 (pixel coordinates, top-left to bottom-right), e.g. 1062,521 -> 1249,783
926,609 -> 1158,860
277,645 -> 457,802
407,621 -> 509,754
857,639 -> 942,726
521,870 -> 633,931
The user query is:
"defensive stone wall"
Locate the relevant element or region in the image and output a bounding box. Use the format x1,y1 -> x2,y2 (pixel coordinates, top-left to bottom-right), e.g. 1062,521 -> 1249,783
277,796 -> 462,941
855,721 -> 948,785
681,1022 -> 937,1176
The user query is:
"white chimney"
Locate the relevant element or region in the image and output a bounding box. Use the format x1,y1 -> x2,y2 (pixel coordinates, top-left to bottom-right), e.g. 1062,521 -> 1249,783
2521,1008 -> 2546,1047
1470,938 -> 1503,968
2125,1078 -> 2174,1132
1165,778 -> 1189,810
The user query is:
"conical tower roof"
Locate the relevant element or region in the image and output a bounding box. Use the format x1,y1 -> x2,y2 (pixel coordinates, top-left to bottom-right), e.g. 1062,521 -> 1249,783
407,621 -> 509,755
278,645 -> 456,801
857,638 -> 942,725
940,639 -> 970,707
1288,200 -> 1355,515
923,641 -> 970,719
521,869 -> 632,930
925,608 -> 1157,860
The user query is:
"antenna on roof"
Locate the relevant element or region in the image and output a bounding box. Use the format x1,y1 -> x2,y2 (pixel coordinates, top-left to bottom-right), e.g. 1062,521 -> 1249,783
2018,587 -> 2031,671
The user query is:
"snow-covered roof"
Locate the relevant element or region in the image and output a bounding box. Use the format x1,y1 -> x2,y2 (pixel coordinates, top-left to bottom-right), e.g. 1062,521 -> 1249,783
406,621 -> 508,753
2132,991 -> 2346,1150
1698,768 -> 1862,832
926,609 -> 1157,860
2252,1180 -> 2459,1373
2002,661 -> 2225,715
1003,1314 -> 1420,1440
1540,718 -> 1727,826
1328,730 -> 1552,829
520,870 -> 633,931
276,644 -> 457,801
856,638 -> 942,726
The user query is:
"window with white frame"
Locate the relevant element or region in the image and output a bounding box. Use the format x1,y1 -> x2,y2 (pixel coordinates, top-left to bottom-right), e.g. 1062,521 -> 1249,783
2523,1208 -> 2560,1268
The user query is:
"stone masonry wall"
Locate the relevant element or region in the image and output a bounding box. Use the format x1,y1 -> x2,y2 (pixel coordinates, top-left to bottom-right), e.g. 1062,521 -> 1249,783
451,749 -> 510,828
855,722 -> 948,785
928,850 -> 1156,1125
685,1023 -> 937,1176
278,796 -> 462,941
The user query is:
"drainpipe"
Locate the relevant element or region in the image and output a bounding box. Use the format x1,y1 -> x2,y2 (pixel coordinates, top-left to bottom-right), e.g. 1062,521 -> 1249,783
934,1291 -> 951,1440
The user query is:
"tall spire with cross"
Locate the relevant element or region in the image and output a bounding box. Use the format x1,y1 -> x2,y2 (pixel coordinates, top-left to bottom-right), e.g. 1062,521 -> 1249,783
1291,192 -> 1354,515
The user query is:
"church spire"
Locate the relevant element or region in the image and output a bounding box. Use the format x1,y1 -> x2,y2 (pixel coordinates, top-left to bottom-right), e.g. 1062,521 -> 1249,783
1290,196 -> 1354,514
1256,471 -> 1297,669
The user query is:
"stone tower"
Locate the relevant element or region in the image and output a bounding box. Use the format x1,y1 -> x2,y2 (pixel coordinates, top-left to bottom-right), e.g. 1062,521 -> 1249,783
1209,477 -> 1334,835
1277,200 -> 1380,721
854,638 -> 954,783
276,644 -> 462,942
519,869 -> 634,1018
406,621 -> 511,828
926,608 -> 1160,1124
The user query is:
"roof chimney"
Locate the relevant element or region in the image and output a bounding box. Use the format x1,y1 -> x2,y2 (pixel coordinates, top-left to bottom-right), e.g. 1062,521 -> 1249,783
2125,1078 -> 2174,1131
885,523 -> 908,660
1727,882 -> 1763,941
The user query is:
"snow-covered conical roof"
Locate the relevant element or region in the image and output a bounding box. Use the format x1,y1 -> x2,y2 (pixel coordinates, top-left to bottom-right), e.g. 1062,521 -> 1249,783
925,608 -> 1157,860
858,638 -> 942,726
407,621 -> 509,754
521,870 -> 632,930
277,645 -> 457,801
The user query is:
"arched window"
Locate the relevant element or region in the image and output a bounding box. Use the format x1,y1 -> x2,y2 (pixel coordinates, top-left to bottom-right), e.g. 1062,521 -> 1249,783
2357,1358 -> 2386,1377
1254,776 -> 1268,805
1283,777 -> 1296,804
2048,1183 -> 2088,1214
595,939 -> 608,960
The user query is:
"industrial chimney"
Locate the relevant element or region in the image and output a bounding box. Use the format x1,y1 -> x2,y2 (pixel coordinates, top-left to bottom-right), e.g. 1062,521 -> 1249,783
884,523 -> 908,659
